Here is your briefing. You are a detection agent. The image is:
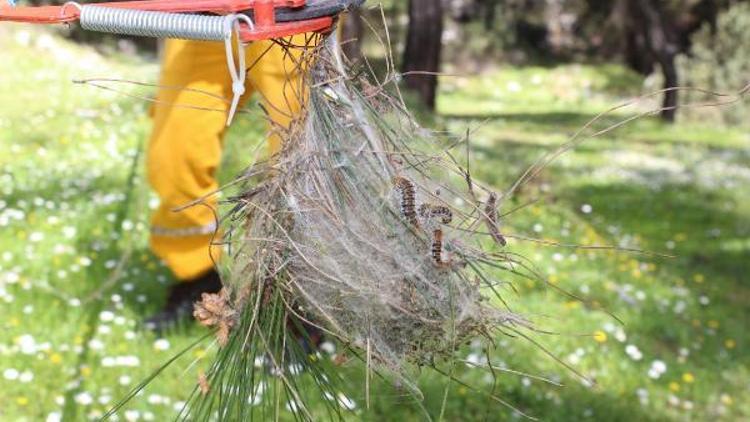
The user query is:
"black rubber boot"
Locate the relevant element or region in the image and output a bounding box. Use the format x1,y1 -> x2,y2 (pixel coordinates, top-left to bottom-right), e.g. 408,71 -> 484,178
144,270 -> 222,333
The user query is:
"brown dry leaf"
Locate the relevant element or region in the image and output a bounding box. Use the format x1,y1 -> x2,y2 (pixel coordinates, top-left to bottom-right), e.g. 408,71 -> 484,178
198,371 -> 210,396
194,288 -> 236,347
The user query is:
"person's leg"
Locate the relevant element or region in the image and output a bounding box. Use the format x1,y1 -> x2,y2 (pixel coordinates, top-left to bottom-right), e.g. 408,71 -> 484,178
148,39 -> 233,281
146,34 -> 316,330
146,39 -> 255,329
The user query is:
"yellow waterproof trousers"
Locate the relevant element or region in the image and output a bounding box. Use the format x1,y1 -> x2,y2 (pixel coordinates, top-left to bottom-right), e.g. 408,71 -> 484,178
148,35 -> 311,281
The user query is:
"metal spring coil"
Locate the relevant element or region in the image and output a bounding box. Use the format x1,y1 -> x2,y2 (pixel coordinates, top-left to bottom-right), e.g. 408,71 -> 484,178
79,6 -> 230,41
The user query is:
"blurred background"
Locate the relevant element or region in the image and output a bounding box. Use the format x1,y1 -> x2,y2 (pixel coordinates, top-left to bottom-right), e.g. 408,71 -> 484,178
0,0 -> 748,421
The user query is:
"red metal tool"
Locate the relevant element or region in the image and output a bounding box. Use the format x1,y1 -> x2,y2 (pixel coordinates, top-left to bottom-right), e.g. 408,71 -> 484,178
0,0 -> 362,42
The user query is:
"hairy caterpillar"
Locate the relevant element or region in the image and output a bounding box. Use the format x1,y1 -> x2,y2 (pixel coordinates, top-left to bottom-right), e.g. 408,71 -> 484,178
393,176 -> 420,227
419,203 -> 453,225
431,228 -> 446,266
417,203 -> 454,267
484,193 -> 507,247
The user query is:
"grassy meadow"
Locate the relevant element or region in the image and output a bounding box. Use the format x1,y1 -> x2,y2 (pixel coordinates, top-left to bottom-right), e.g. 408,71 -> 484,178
0,26 -> 748,421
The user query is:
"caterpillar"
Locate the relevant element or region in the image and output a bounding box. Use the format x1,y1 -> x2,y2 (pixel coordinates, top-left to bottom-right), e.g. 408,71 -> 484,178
431,228 -> 446,267
419,203 -> 453,225
392,176 -> 419,227
484,192 -> 507,247
416,203 -> 454,267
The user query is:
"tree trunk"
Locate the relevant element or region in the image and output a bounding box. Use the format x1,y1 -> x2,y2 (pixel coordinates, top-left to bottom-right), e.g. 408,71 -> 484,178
616,0 -> 680,122
402,0 -> 444,110
340,8 -> 363,62
636,0 -> 680,122
658,54 -> 679,122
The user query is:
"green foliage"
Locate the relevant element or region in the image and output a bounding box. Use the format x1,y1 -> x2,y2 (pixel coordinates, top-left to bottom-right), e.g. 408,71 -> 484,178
678,3 -> 750,125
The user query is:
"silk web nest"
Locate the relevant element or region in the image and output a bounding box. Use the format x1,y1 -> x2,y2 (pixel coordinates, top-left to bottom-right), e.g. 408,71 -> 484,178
190,35 -> 528,418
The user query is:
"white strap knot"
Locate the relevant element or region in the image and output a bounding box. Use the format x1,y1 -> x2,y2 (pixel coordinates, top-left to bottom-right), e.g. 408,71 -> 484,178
223,14 -> 254,126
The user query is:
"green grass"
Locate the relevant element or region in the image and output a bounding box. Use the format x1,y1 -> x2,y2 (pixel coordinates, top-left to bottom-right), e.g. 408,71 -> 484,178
1,26 -> 749,421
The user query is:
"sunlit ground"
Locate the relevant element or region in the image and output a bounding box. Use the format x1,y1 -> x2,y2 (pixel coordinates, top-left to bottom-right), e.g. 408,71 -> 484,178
1,26 -> 748,421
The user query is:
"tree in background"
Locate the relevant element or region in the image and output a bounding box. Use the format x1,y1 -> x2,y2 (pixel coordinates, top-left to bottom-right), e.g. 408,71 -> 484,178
613,0 -> 682,122
679,2 -> 750,125
613,0 -> 738,122
444,0 -> 737,122
401,0 -> 444,110
577,0 -> 734,122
